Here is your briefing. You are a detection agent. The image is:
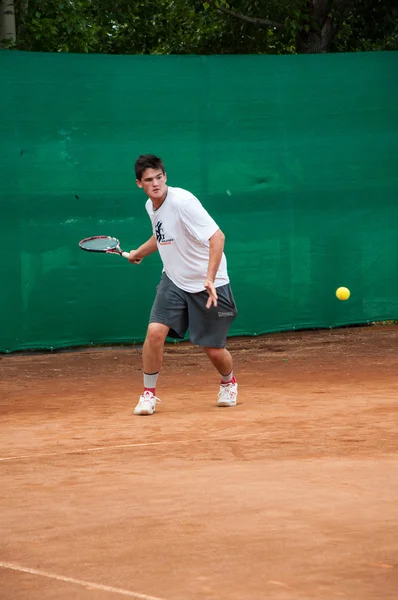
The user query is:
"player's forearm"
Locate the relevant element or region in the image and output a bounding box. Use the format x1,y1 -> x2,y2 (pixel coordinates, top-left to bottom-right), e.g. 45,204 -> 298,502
207,229 -> 225,282
136,235 -> 158,258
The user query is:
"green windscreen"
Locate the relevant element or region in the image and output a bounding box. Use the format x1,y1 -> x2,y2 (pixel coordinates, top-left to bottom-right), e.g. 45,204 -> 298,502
1,50 -> 398,352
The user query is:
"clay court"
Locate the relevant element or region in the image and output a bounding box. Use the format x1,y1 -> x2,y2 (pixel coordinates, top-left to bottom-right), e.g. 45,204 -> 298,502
1,325 -> 398,600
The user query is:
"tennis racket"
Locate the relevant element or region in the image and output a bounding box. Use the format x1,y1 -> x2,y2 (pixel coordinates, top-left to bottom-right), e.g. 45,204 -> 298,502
79,236 -> 141,262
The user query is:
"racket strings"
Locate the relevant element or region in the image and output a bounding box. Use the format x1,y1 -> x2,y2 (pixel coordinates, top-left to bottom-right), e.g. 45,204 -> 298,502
80,237 -> 119,251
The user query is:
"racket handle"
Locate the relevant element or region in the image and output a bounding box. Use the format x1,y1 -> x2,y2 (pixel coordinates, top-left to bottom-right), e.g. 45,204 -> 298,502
122,252 -> 130,259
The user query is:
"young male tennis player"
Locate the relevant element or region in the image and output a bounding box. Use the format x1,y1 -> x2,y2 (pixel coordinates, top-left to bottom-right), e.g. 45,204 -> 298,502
128,154 -> 238,415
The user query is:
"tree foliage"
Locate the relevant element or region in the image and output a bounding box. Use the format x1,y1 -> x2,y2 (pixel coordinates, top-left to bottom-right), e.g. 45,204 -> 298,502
1,0 -> 397,54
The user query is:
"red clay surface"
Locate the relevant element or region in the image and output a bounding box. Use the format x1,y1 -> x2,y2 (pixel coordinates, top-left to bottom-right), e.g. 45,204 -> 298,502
1,325 -> 398,600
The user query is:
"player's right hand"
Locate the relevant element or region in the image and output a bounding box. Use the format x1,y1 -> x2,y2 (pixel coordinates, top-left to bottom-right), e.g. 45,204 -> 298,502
127,250 -> 142,264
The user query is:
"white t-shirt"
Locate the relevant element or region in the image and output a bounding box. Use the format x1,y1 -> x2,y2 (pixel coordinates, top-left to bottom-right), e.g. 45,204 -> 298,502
145,186 -> 229,293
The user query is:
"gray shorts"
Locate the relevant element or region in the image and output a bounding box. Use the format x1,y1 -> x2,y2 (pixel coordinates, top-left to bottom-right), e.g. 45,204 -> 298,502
149,273 -> 238,348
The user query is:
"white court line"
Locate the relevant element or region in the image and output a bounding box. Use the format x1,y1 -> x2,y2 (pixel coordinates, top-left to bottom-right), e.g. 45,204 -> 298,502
0,561 -> 167,600
0,432 -> 268,463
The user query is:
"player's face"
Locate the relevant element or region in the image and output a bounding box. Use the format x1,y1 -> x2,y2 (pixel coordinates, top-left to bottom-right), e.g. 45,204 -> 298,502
136,168 -> 167,203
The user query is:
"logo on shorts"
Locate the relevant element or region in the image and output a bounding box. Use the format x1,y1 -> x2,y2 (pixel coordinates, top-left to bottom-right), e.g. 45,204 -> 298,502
155,221 -> 173,245
218,311 -> 234,317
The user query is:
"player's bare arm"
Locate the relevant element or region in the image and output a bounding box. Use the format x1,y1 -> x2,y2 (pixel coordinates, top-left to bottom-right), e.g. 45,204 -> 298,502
128,234 -> 157,264
205,229 -> 225,309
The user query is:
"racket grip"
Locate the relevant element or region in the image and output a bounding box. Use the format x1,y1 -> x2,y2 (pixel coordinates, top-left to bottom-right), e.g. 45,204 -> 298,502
122,252 -> 130,259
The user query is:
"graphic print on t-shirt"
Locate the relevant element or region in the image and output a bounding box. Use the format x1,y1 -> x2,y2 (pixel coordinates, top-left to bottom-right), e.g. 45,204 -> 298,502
155,220 -> 174,245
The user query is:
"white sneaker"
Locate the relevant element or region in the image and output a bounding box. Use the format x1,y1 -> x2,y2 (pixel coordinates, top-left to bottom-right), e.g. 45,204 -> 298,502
134,391 -> 160,416
217,382 -> 238,407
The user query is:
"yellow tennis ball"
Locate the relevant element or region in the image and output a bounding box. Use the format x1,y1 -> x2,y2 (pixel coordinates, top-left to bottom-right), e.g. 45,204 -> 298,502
336,286 -> 350,301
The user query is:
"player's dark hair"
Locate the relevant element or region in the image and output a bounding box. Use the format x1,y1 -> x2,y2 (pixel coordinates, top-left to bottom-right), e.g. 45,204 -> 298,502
135,154 -> 165,180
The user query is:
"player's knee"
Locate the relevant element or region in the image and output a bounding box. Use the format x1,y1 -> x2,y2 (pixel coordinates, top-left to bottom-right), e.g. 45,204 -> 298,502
145,323 -> 168,346
203,346 -> 224,361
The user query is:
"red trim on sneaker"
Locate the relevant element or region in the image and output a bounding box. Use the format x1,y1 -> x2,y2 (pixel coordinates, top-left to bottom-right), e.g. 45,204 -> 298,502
144,387 -> 156,394
220,376 -> 237,385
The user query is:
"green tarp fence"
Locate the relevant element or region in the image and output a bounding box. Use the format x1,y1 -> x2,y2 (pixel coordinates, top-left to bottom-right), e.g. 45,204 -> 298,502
1,50 -> 398,352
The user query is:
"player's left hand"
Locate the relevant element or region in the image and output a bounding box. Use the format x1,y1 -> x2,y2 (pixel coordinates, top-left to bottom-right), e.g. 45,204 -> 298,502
204,279 -> 218,309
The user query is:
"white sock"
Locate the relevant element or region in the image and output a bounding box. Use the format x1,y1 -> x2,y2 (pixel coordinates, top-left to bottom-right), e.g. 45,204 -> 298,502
144,372 -> 159,390
220,371 -> 233,384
